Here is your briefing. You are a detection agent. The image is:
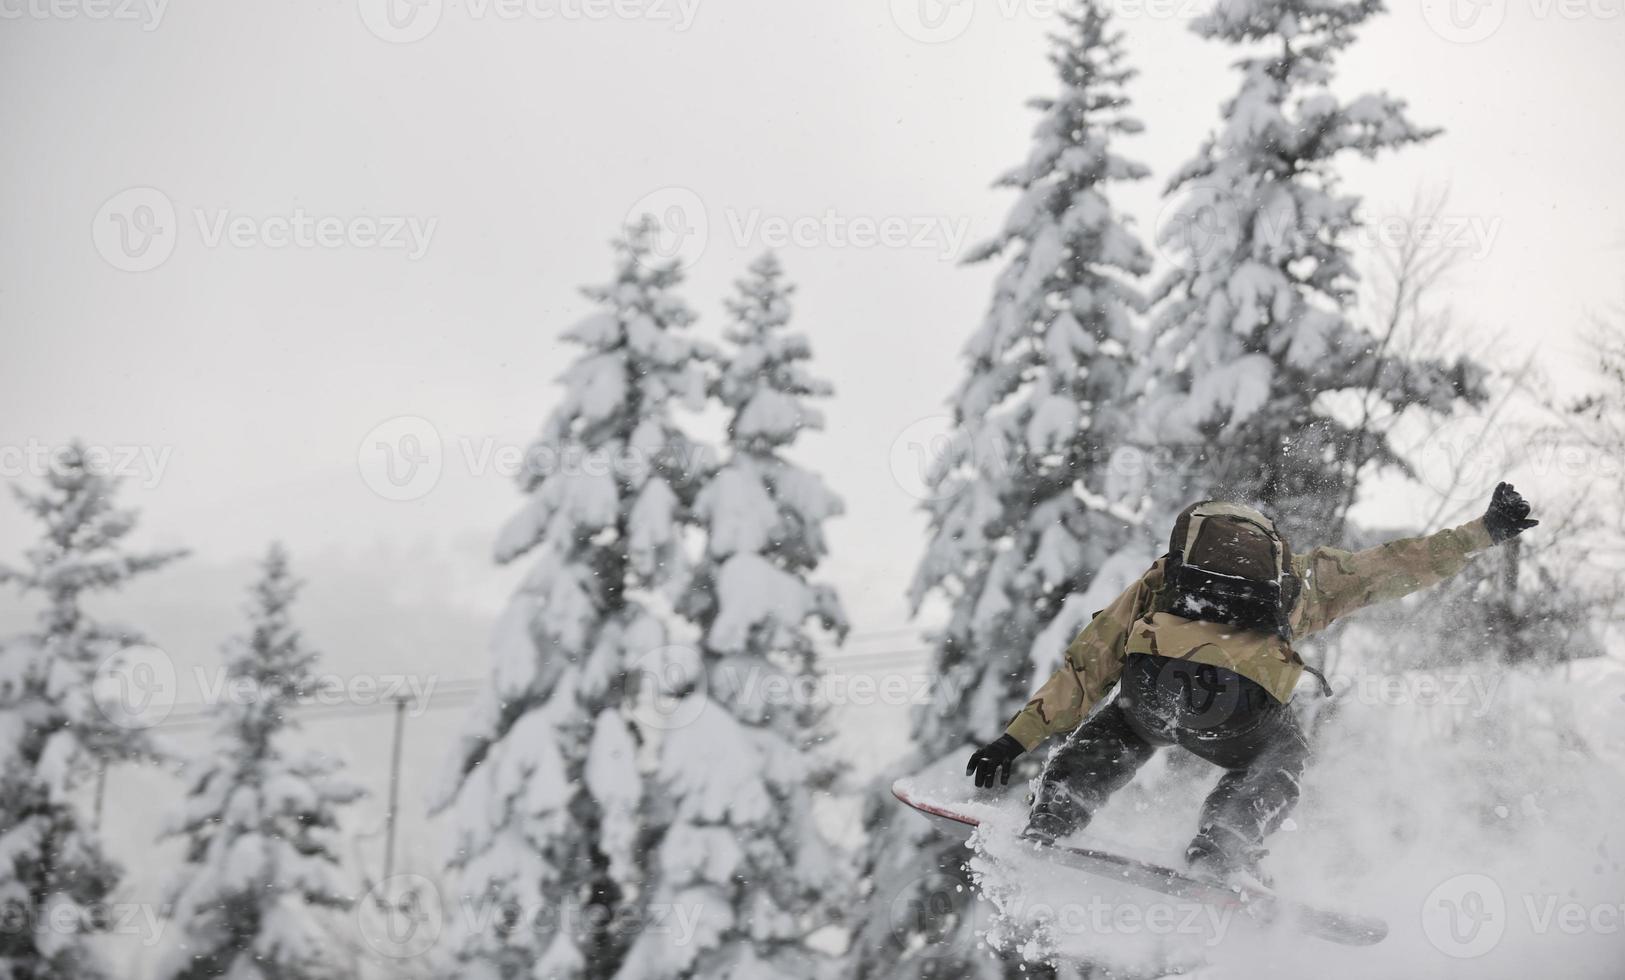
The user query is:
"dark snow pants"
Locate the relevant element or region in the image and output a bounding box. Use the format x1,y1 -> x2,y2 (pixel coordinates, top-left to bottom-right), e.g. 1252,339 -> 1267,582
1028,653 -> 1309,868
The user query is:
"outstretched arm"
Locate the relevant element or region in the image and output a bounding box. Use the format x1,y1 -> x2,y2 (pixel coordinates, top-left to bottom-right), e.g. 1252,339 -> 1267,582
1290,482 -> 1537,637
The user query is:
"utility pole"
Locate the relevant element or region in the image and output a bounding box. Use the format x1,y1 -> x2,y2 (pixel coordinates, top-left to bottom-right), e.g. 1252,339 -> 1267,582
1502,536 -> 1524,662
1504,535 -> 1522,595
382,696 -> 407,884
93,763 -> 106,831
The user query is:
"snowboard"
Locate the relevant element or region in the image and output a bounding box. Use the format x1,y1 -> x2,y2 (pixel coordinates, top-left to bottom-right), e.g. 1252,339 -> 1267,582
892,779 -> 1388,947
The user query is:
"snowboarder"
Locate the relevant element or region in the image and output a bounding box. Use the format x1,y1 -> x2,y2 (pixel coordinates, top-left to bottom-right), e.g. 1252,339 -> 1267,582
966,483 -> 1538,887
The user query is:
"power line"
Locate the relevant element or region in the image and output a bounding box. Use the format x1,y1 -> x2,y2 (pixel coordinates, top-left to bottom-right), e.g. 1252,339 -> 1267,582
144,643 -> 938,732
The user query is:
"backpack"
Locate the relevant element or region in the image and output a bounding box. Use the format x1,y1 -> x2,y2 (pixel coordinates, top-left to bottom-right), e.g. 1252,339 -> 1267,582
1156,501 -> 1299,639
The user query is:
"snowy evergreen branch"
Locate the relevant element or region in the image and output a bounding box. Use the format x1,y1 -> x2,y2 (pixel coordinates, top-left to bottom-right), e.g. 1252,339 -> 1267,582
617,252 -> 850,980
1145,0 -> 1481,543
434,218 -> 712,980
853,5 -> 1155,977
0,444 -> 185,980
158,544 -> 363,980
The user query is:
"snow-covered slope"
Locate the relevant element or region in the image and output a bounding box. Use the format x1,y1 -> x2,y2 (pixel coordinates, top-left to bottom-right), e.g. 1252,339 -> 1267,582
902,657 -> 1625,978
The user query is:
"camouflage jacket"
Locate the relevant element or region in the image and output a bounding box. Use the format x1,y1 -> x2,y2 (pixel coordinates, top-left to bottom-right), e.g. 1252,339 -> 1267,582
1003,517 -> 1497,751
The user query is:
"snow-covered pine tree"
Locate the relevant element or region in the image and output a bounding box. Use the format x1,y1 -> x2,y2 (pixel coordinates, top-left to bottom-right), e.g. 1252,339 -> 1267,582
615,253 -> 849,979
0,444 -> 185,980
1147,0 -> 1479,543
852,5 -> 1155,976
159,543 -> 362,980
434,218 -> 711,980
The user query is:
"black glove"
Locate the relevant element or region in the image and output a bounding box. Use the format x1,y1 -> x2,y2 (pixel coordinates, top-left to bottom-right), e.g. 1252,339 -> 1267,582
1483,481 -> 1538,545
966,734 -> 1024,788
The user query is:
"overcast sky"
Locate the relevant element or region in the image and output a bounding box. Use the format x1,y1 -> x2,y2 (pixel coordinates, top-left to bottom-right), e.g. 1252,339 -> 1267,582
5,0 -> 1623,626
